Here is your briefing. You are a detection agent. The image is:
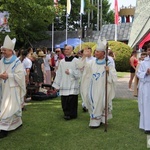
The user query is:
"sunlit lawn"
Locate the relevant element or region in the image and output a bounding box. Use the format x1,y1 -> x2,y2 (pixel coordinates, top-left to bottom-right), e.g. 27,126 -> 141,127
117,72 -> 129,78
0,96 -> 148,150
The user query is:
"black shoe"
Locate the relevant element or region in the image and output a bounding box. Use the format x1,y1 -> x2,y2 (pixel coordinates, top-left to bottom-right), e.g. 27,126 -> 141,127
0,130 -> 8,138
145,130 -> 150,134
64,116 -> 71,120
83,107 -> 88,112
22,107 -> 27,111
70,116 -> 77,120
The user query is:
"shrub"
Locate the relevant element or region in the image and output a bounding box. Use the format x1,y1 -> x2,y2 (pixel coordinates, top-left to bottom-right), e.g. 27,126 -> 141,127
108,41 -> 132,72
74,41 -> 132,72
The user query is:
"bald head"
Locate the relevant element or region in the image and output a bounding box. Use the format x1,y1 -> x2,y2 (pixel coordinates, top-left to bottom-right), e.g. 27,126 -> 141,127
64,45 -> 73,56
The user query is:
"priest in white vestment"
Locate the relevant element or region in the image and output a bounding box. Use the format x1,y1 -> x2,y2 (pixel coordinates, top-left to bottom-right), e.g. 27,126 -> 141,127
137,44 -> 150,134
78,38 -> 117,128
52,45 -> 80,120
0,35 -> 26,138
79,47 -> 96,112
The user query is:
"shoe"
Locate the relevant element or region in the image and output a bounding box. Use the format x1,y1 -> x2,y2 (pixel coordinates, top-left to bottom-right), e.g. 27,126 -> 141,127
0,130 -> 8,138
89,126 -> 100,129
145,130 -> 150,134
128,88 -> 133,92
64,116 -> 71,120
22,107 -> 27,111
25,97 -> 31,102
83,107 -> 88,112
70,116 -> 77,119
64,115 -> 77,120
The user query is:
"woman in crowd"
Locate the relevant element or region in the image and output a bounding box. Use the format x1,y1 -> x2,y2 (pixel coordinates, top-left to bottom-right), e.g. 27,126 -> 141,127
128,50 -> 138,91
31,50 -> 45,87
42,47 -> 51,85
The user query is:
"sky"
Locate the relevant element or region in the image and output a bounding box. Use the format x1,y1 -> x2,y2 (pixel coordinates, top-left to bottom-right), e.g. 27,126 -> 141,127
109,0 -> 137,10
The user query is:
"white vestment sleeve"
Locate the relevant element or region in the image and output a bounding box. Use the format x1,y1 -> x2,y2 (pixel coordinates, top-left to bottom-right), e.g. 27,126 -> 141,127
8,63 -> 26,98
69,60 -> 81,79
107,66 -> 118,83
137,62 -> 147,82
52,61 -> 62,89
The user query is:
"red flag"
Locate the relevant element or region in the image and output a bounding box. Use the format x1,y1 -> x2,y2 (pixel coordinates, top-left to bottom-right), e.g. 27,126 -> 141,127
114,0 -> 119,25
54,0 -> 58,7
54,0 -> 58,4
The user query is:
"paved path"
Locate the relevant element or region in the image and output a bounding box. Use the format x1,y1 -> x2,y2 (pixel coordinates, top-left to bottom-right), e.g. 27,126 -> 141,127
115,73 -> 137,100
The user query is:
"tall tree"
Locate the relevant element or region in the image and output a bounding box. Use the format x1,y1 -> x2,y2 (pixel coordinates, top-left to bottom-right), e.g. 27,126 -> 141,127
54,0 -> 114,31
0,0 -> 114,47
0,0 -> 58,47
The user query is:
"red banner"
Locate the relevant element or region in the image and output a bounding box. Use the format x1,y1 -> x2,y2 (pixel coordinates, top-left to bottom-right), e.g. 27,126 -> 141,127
114,0 -> 119,25
139,33 -> 150,48
54,0 -> 58,7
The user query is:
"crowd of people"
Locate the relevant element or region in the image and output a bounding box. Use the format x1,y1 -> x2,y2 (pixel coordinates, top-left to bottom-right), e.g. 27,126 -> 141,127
128,44 -> 150,134
0,35 -> 67,138
0,34 -> 150,139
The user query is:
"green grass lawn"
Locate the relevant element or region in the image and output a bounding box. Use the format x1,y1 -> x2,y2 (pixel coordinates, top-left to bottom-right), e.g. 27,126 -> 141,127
117,72 -> 129,78
0,97 -> 148,150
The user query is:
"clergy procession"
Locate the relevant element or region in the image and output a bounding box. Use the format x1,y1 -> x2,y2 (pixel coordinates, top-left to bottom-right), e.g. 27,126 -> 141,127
0,1 -> 150,149
0,34 -> 150,140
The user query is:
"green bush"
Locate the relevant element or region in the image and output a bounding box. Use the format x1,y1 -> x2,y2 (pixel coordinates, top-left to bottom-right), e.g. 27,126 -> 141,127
74,41 -> 132,72
108,41 -> 132,72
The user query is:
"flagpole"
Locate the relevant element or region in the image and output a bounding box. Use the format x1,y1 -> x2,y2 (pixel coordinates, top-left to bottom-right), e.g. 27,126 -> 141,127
88,0 -> 90,28
100,0 -> 102,29
91,0 -> 93,28
80,0 -> 84,50
52,22 -> 54,52
115,24 -> 117,41
80,13 -> 82,28
66,14 -> 68,44
97,0 -> 100,31
66,0 -> 71,45
114,0 -> 118,41
53,0 -> 58,52
79,13 -> 82,50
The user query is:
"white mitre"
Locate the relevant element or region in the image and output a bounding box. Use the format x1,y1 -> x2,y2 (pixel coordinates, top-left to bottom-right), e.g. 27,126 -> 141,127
1,35 -> 16,53
96,37 -> 107,52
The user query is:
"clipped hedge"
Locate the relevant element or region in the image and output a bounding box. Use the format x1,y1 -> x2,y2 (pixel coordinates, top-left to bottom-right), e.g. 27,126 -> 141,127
74,41 -> 132,72
108,41 -> 132,72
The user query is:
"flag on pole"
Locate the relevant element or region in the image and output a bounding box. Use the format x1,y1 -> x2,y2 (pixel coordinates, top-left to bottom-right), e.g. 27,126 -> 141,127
54,0 -> 57,3
67,0 -> 71,15
114,0 -> 119,25
54,0 -> 58,7
0,11 -> 10,32
80,0 -> 85,14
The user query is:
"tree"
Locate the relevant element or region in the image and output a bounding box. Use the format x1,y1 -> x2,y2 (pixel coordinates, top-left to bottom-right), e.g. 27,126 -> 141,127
0,0 -> 58,47
0,0 -> 114,48
54,0 -> 114,31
